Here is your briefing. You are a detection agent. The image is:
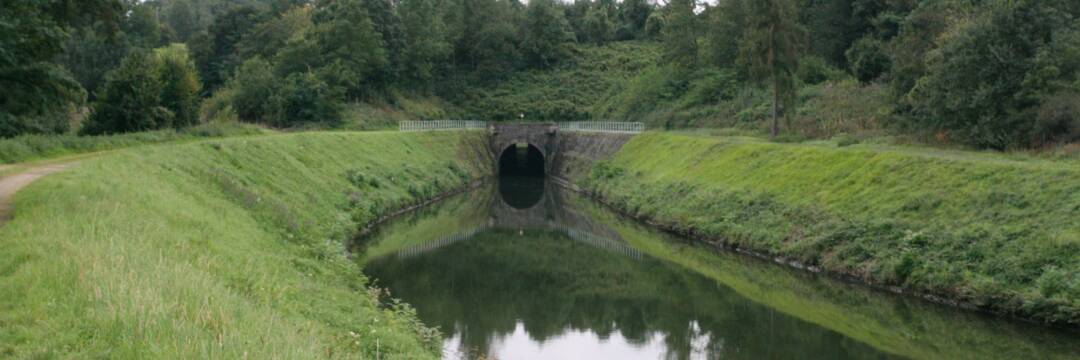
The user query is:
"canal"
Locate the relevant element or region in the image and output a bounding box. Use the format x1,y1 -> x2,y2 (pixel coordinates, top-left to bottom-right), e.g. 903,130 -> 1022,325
352,177 -> 1080,359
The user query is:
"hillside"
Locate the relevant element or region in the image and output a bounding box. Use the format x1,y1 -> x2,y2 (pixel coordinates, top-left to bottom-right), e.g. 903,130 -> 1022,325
443,42 -> 662,121
0,131 -> 490,358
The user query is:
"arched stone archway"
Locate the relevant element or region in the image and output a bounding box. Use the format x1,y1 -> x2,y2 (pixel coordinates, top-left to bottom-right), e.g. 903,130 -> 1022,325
490,123 -> 558,175
498,143 -> 546,177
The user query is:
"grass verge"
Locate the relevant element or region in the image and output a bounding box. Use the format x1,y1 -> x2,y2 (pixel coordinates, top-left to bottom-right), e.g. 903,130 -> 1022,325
0,122 -> 268,165
0,130 -> 491,358
581,132 -> 1080,325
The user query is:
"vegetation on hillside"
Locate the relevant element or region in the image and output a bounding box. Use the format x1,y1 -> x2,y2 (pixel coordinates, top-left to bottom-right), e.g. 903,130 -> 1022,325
0,131 -> 490,357
4,0 -> 1077,151
582,133 -> 1080,325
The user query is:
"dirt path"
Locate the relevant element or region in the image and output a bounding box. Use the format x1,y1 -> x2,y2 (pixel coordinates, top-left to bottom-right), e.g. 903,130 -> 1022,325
0,162 -> 78,224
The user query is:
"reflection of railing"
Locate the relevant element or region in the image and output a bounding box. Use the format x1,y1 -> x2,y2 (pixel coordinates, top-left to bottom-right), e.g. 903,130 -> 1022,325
396,225 -> 490,259
562,227 -> 645,261
398,121 -> 645,133
562,121 -> 645,134
399,120 -> 487,132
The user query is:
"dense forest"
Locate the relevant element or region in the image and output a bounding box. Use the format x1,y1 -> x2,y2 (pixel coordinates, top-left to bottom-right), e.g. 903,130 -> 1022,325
2,0 -> 1079,149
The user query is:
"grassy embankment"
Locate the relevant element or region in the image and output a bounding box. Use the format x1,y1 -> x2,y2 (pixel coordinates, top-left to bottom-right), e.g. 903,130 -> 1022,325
0,130 -> 491,358
0,122 -> 268,165
582,132 -> 1080,325
568,194 -> 1080,359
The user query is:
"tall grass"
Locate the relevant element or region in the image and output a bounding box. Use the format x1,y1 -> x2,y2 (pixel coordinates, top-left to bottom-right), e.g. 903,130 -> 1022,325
0,131 -> 491,358
0,122 -> 267,164
582,132 -> 1080,324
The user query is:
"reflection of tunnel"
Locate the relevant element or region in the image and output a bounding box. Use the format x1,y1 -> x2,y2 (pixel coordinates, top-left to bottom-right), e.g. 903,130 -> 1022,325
498,143 -> 545,177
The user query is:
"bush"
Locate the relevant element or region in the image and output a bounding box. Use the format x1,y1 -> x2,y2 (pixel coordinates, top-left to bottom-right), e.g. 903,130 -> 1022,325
845,37 -> 891,83
82,45 -> 204,135
275,72 -> 344,127
230,57 -> 280,123
798,56 -> 847,85
1034,92 -> 1080,145
82,50 -> 172,135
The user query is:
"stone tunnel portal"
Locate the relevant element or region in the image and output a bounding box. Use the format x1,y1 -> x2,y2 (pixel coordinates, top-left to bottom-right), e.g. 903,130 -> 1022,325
498,143 -> 546,178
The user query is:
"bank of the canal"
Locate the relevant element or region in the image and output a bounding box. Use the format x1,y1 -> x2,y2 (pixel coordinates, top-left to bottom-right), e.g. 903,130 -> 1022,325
0,131 -> 490,358
355,177 -> 1080,359
577,132 -> 1080,326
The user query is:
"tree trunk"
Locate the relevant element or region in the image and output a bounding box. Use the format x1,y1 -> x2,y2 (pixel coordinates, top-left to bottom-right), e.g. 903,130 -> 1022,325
770,74 -> 780,138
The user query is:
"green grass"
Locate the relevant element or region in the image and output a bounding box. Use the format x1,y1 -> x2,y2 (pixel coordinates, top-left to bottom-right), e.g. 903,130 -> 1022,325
445,41 -> 662,121
0,122 -> 268,164
567,193 -> 1080,359
0,130 -> 491,358
582,132 -> 1080,324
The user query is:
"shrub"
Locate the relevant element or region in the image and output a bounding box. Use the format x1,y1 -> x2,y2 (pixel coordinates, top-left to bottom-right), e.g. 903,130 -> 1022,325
845,37 -> 891,83
1034,92 -> 1080,146
798,56 -> 847,85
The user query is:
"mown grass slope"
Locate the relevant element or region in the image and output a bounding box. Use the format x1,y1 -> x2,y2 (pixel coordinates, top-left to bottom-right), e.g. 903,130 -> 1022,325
583,132 -> 1080,324
0,131 -> 491,358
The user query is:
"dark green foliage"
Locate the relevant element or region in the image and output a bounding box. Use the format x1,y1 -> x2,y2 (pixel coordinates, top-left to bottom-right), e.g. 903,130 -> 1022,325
276,72 -> 344,127
58,25 -> 131,99
124,3 -> 164,48
399,0 -> 450,86
156,45 -> 203,128
521,0 -> 576,69
845,37 -> 890,82
0,0 -> 121,137
83,46 -> 204,135
309,0 -> 388,99
908,1 -> 1080,149
617,0 -> 652,40
237,6 -> 313,62
190,5 -> 267,91
662,0 -> 698,69
83,51 -> 170,135
231,57 -> 279,123
740,0 -> 807,137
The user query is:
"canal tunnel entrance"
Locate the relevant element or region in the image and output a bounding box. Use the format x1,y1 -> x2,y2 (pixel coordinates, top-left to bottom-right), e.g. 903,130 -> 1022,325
498,143 -> 545,177
498,143 -> 546,209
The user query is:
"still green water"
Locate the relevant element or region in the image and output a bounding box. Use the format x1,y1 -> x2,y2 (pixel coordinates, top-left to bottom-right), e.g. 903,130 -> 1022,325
354,177 -> 1079,360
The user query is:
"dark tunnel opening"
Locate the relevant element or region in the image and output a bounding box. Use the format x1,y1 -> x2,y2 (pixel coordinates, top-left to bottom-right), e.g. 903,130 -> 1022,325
498,143 -> 545,178
498,143 -> 546,209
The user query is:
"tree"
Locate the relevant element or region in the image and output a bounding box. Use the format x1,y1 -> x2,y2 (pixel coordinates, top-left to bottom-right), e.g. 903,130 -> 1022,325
190,5 -> 266,91
164,0 -> 200,42
238,5 -> 313,62
521,0 -> 576,69
845,36 -> 890,82
908,0 -> 1080,149
454,0 -> 520,76
362,0 -> 406,90
399,0 -> 451,87
155,44 -> 202,128
0,0 -> 122,137
583,3 -> 614,44
125,3 -> 164,48
59,25 -> 132,99
618,0 -> 652,40
701,0 -> 747,68
662,0 -> 699,69
307,0 -> 388,99
230,57 -> 280,123
739,0 -> 806,138
82,51 -> 170,135
276,71 -> 344,127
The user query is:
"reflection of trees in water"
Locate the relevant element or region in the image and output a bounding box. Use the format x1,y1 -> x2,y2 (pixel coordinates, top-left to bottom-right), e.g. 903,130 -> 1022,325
365,229 -> 896,360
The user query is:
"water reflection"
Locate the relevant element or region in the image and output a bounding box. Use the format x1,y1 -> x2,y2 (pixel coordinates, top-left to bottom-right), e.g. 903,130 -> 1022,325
355,179 -> 1080,360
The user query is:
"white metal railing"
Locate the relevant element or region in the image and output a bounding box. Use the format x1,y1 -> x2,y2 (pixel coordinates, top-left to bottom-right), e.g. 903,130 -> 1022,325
399,120 -> 487,132
561,121 -> 645,134
399,120 -> 645,133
